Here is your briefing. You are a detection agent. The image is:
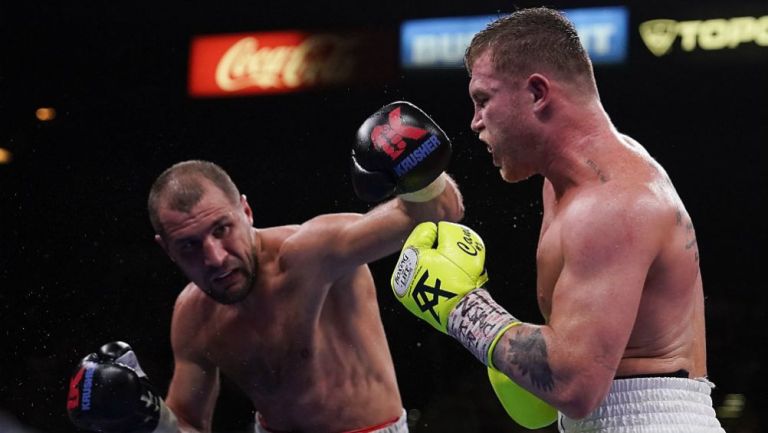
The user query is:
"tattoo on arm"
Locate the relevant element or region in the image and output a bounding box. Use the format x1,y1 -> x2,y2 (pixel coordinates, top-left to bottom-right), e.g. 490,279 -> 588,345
501,327 -> 555,392
677,209 -> 700,262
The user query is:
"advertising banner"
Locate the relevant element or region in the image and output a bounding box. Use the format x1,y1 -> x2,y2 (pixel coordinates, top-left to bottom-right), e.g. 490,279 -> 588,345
189,31 -> 395,97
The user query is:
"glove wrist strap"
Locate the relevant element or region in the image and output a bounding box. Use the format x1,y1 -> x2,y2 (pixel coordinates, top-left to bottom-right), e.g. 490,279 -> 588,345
398,173 -> 447,202
447,288 -> 520,366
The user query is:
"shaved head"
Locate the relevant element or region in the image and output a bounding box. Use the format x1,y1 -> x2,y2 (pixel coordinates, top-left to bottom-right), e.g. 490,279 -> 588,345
148,160 -> 240,236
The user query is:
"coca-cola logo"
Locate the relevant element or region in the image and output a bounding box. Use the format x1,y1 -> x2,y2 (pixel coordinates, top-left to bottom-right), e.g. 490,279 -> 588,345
215,35 -> 357,91
189,30 -> 396,97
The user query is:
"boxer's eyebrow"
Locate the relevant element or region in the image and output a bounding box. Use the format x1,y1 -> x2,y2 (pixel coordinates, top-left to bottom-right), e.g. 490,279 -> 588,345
172,216 -> 231,246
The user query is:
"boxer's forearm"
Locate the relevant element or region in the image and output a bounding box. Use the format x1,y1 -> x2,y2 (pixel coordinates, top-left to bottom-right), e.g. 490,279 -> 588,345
491,323 -> 611,419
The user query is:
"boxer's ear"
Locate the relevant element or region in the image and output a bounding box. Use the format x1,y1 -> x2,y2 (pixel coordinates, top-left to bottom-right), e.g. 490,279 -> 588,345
241,194 -> 253,225
527,73 -> 551,116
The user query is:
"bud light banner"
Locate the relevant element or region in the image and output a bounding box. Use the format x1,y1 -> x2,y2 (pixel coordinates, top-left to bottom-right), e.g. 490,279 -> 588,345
400,6 -> 628,68
189,30 -> 396,97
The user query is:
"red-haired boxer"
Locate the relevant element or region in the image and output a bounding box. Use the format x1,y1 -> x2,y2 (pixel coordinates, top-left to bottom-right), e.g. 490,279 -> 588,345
66,101 -> 462,433
391,7 -> 725,433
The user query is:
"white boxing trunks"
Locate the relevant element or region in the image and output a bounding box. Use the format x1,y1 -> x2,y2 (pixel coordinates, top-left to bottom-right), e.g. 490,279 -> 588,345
254,409 -> 408,433
558,377 -> 725,433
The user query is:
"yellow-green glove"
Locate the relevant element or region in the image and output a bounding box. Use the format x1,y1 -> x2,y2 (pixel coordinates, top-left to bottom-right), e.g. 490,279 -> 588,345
391,221 -> 516,362
392,221 -> 557,429
391,221 -> 488,333
488,367 -> 558,429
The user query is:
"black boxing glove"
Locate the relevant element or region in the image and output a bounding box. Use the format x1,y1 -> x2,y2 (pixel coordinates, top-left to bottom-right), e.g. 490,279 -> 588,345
66,341 -> 178,433
351,101 -> 452,202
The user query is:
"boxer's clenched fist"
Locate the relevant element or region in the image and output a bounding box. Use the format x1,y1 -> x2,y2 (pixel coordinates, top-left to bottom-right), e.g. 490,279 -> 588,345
67,341 -> 178,433
351,101 -> 451,202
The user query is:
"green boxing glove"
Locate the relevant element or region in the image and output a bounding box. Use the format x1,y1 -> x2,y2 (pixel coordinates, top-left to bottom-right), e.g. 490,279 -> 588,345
391,221 -> 517,359
391,221 -> 557,429
488,368 -> 558,429
391,221 -> 488,333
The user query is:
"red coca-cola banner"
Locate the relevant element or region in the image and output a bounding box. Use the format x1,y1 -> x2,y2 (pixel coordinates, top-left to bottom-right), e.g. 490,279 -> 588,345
188,30 -> 396,97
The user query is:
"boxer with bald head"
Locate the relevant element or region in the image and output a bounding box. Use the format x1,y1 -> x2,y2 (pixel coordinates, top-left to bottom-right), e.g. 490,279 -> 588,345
66,102 -> 461,433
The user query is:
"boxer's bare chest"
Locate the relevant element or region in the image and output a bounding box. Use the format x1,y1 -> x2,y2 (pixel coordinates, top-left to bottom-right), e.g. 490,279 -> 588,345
201,279 -> 323,402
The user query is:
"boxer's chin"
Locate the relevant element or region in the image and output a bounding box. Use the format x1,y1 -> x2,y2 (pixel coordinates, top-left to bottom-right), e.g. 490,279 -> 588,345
499,164 -> 533,184
205,270 -> 254,304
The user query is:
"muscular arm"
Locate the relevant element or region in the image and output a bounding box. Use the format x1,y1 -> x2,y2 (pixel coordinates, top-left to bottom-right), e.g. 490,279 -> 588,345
166,359 -> 220,433
491,191 -> 663,418
288,173 -> 463,280
343,174 -> 463,261
165,290 -> 221,432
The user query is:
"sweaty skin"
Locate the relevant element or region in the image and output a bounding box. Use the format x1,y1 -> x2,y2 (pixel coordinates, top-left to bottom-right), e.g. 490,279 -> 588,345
156,178 -> 462,433
468,50 -> 708,418
534,136 -> 706,378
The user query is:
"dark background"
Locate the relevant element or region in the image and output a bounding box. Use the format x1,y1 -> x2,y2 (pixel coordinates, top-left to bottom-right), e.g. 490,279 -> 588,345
1,1 -> 766,432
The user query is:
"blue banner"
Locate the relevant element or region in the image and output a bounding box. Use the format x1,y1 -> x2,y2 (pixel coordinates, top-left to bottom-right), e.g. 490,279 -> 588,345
401,7 -> 629,68
563,6 -> 628,64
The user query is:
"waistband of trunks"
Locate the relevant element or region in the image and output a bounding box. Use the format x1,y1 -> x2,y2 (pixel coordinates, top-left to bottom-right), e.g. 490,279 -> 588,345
558,377 -> 725,433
